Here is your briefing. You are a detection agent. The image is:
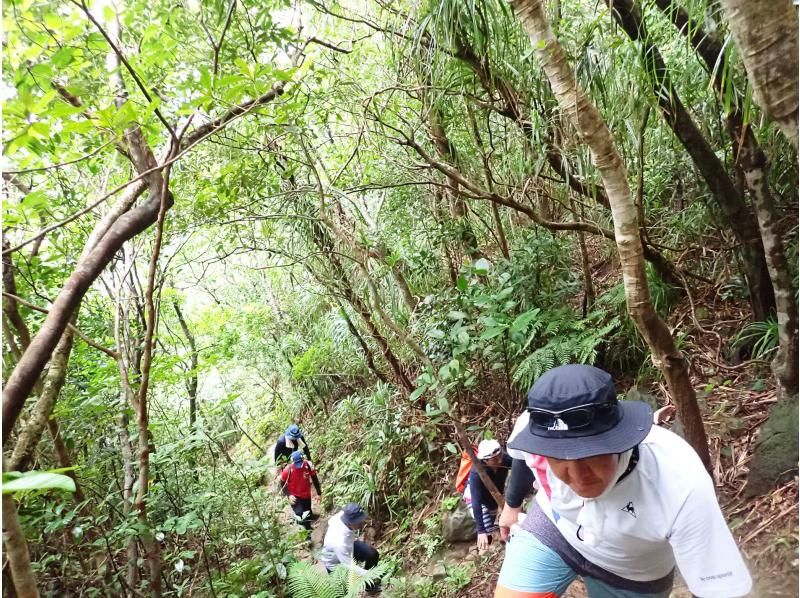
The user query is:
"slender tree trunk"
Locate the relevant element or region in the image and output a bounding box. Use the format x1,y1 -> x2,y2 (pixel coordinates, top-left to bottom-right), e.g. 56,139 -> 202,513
511,0 -> 711,470
46,419 -> 85,503
368,242 -> 419,312
573,199 -> 595,315
423,88 -> 483,260
172,299 -> 198,429
738,146 -> 798,396
2,488 -> 39,598
606,0 -> 775,322
654,0 -> 798,394
467,102 -> 511,260
718,0 -> 798,149
310,222 -> 415,393
9,326 -> 75,471
338,304 -> 388,384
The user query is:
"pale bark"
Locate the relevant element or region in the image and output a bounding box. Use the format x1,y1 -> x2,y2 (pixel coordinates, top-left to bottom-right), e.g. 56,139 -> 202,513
655,0 -> 798,394
511,0 -> 711,469
606,0 -> 774,322
718,0 -> 798,149
114,287 -> 141,590
2,489 -> 39,598
740,154 -> 798,396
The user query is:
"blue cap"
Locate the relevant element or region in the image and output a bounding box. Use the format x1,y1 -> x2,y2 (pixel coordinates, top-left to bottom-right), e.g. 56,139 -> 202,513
291,450 -> 304,468
286,424 -> 301,440
341,503 -> 367,527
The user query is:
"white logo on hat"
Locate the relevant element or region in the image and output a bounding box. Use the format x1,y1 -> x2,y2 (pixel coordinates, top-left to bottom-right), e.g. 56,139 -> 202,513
548,418 -> 569,431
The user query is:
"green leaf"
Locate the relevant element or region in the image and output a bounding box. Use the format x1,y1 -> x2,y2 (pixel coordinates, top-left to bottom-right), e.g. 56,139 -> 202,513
511,309 -> 541,334
447,310 -> 467,321
409,385 -> 428,402
3,470 -> 76,494
480,326 -> 506,340
456,275 -> 468,291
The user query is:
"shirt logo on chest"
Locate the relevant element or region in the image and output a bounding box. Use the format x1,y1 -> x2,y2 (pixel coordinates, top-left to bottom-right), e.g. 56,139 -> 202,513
621,501 -> 637,518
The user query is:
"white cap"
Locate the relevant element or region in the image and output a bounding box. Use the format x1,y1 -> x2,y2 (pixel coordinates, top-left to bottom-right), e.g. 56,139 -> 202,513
476,439 -> 502,460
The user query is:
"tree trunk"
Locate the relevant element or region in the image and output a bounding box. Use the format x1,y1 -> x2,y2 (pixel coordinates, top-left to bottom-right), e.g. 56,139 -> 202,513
466,102 -> 511,260
310,221 -> 415,393
737,145 -> 799,397
606,0 -> 775,323
46,419 -> 85,503
2,490 -> 39,598
511,0 -> 711,470
9,325 -> 75,471
718,0 -> 798,149
338,304 -> 389,384
172,299 -> 199,429
654,0 -> 798,395
423,87 -> 483,260
1,184 -> 172,448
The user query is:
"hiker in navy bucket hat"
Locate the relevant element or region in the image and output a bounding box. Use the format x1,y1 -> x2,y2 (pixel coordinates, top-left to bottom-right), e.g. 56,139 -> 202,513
494,364 -> 752,598
320,503 -> 381,594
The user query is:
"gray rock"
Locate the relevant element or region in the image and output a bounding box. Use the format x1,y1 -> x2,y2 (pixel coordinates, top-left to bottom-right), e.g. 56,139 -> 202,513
441,500 -> 476,543
746,394 -> 799,496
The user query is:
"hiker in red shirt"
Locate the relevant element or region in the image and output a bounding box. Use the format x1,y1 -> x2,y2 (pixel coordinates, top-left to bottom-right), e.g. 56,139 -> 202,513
280,450 -> 323,530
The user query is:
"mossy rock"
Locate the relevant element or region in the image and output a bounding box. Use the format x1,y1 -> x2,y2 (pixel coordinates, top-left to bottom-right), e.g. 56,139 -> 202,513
745,395 -> 799,497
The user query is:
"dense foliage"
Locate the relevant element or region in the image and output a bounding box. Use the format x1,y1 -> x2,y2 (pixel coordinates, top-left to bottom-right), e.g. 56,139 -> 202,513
2,0 -> 797,596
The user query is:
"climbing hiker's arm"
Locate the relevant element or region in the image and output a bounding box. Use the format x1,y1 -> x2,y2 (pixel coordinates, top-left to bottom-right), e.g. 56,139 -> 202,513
505,458 -> 533,508
499,459 -> 531,540
669,479 -> 752,597
468,471 -> 488,535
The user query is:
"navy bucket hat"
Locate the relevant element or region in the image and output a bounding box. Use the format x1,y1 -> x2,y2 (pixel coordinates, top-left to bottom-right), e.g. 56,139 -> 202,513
508,364 -> 652,460
341,503 -> 368,527
286,424 -> 301,440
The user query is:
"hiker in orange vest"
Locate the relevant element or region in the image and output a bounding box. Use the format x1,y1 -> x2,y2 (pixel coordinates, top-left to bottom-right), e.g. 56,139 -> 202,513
463,439 -> 512,552
280,450 -> 322,530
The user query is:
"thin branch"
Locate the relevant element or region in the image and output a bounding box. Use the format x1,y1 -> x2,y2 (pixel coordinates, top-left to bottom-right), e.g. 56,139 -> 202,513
1,292 -> 119,359
213,0 -> 237,75
75,0 -> 178,145
4,81 -> 286,256
3,140 -> 115,175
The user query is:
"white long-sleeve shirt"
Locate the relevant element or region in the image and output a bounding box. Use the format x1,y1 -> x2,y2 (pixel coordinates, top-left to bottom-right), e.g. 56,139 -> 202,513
319,512 -> 366,575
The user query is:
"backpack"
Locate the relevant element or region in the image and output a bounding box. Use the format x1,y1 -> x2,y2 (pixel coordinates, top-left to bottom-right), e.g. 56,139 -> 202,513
455,445 -> 477,493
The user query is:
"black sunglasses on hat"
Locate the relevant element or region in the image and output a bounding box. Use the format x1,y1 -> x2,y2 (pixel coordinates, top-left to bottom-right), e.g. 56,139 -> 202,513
528,400 -> 618,432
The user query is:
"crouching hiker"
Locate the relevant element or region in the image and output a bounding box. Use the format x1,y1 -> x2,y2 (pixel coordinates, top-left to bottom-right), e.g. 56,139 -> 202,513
320,503 -> 381,594
280,450 -> 322,530
464,439 -> 512,552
